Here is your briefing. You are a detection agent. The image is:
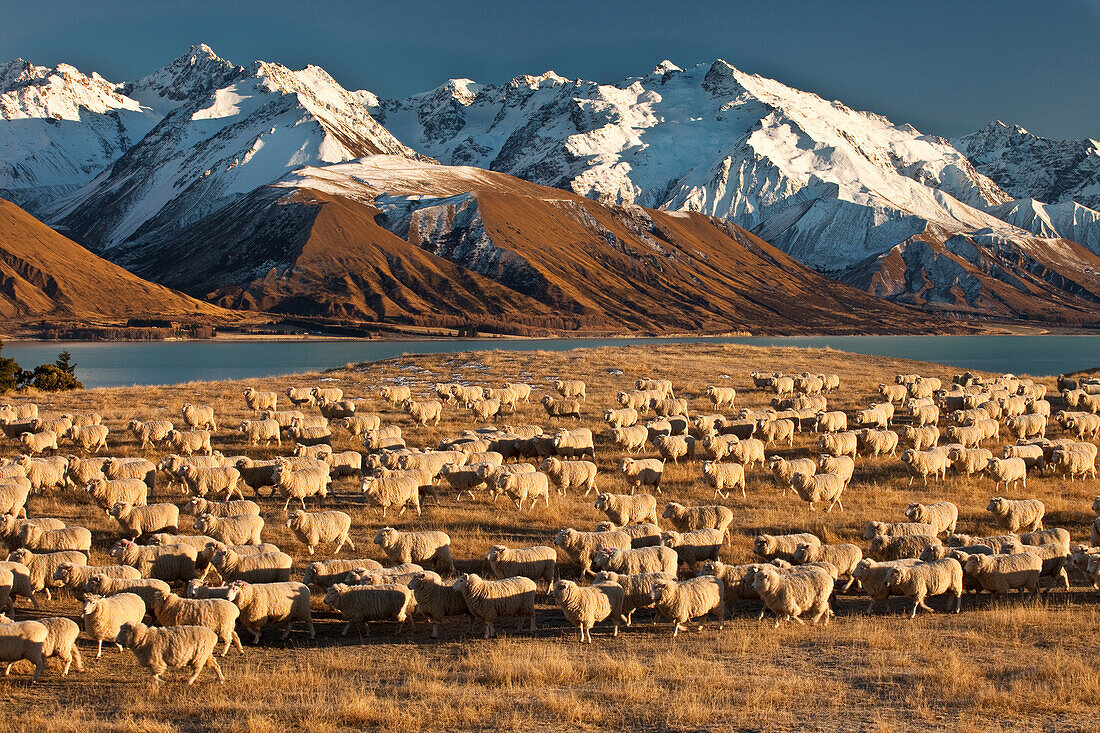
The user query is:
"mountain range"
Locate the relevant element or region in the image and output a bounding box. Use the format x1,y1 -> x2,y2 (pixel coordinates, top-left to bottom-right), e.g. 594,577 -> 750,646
1,44 -> 1097,331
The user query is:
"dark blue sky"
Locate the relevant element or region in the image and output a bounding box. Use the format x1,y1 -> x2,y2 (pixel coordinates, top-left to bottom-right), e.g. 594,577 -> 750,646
5,0 -> 1098,140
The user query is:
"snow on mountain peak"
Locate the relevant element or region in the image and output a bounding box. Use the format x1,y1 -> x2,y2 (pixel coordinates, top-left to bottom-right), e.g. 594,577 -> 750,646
120,43 -> 242,114
652,60 -> 682,75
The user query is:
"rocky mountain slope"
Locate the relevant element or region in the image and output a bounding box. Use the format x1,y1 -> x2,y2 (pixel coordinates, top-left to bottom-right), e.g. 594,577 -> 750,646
0,198 -> 232,321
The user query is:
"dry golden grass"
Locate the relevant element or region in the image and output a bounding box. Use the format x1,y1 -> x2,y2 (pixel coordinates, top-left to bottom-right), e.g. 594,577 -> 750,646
1,342 -> 1098,732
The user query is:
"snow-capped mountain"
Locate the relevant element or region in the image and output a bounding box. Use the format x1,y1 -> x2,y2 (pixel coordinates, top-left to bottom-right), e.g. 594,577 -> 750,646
0,59 -> 158,210
954,121 -> 1100,210
53,45 -> 426,252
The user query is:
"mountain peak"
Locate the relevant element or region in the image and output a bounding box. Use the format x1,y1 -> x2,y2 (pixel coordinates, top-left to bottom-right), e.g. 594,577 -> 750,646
120,43 -> 241,114
652,60 -> 682,75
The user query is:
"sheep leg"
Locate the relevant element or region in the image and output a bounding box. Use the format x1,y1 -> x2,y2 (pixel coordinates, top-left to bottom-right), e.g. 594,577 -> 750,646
96,640 -> 104,659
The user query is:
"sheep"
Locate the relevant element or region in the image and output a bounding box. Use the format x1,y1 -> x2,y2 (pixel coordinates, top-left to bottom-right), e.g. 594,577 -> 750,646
869,534 -> 938,561
963,552 -> 1042,597
505,382 -> 533,403
486,545 -> 556,587
611,426 -> 649,454
109,502 -> 179,539
165,429 -> 213,457
286,425 -> 332,447
541,396 -> 581,420
1005,414 -> 1046,441
595,546 -> 678,576
181,404 -> 217,431
766,456 -> 817,496
334,414 -> 381,438
401,399 -> 443,427
236,419 -> 280,448
105,456 -> 157,488
241,387 -> 277,413
752,533 -> 819,563
85,476 -> 148,514
0,482 -> 29,520
63,455 -> 105,489
789,472 -> 845,512
373,527 -> 455,574
549,428 -> 596,461
108,540 -> 197,583
772,376 -> 795,396
186,497 -> 260,518
14,456 -> 65,495
285,387 -> 316,407
18,430 -> 58,455
946,533 -> 1024,554
900,448 -> 949,486
617,458 -> 663,496
379,385 -> 412,406
554,379 -> 587,401
116,622 -> 224,685
1018,528 -> 1071,554
0,516 -> 63,551
850,559 -> 918,614
878,383 -> 908,404
1020,543 -> 1071,592
64,424 -> 109,454
193,513 -> 264,546
285,510 -> 354,555
595,522 -> 662,549
440,463 -> 489,502
660,529 -> 723,567
654,397 -> 689,418
755,419 -> 795,448
919,539 -> 993,562
322,583 -> 414,637
724,437 -> 766,468
752,565 -> 833,627
862,522 -> 937,541
947,447 -> 993,476
209,548 -> 293,585
594,492 -> 659,527
706,386 -> 737,409
1049,448 -> 1096,481
815,456 -> 854,488
50,561 -> 138,598
554,528 -> 631,578
617,390 -> 653,412
491,471 -> 547,511
15,615 -> 81,677
986,496 -> 1044,533
467,398 -> 500,423
856,429 -> 899,458
273,463 -> 330,512
817,431 -> 857,458
815,411 -> 847,434
316,398 -> 357,421
1065,413 -> 1100,441
406,573 -> 471,639
224,580 -> 314,644
453,573 -> 537,639
540,457 -> 598,496
904,502 -> 959,536
300,559 -> 385,591
81,592 -> 146,658
901,425 -> 939,451
792,542 -> 863,590
910,403 -> 940,428
884,558 -> 964,618
551,580 -> 624,643
361,475 -> 421,516
15,523 -> 91,553
592,570 -> 674,625
148,589 -> 242,657
0,618 -> 47,681
645,576 -> 724,636
699,461 -> 744,500
662,502 -> 734,536
83,574 -> 171,610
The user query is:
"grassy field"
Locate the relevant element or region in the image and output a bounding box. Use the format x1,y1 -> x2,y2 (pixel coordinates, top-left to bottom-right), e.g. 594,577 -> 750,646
1,342 -> 1098,732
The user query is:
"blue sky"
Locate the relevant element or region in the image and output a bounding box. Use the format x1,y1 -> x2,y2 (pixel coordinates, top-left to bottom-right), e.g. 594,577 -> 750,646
4,0 -> 1098,140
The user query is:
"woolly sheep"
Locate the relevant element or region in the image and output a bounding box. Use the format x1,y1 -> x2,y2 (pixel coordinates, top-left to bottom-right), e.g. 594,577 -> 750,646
323,583 -> 413,637
0,618 -> 47,681
725,437 -> 765,468
373,527 -> 455,574
209,548 -> 292,584
662,502 -> 734,536
862,521 -> 937,541
985,496 -> 1044,533
540,457 -> 598,496
551,428 -> 595,458
900,448 -> 948,486
408,572 -> 471,638
789,472 -> 845,512
165,429 -> 213,456
902,425 -> 939,450
379,385 -> 412,406
52,561 -> 139,596
361,475 -> 421,516
766,456 -> 817,495
595,545 -> 678,576
453,573 -> 537,638
109,501 -> 179,539
611,426 -> 649,454
752,566 -> 833,627
554,379 -> 586,401
856,428 -> 898,458
660,529 -> 723,566
149,589 -> 242,656
317,398 -> 357,421
225,580 -> 314,644
618,458 -> 663,494
706,386 -> 736,409
194,513 -> 264,546
15,523 -> 91,553
238,419 -> 281,448
946,533 -> 1024,554
83,574 -> 171,610
551,580 -> 624,643
105,456 -> 157,487
815,411 -> 847,434
884,558 -> 963,617
963,552 -> 1042,596
852,558 -> 922,613
401,399 -> 443,427
286,425 -> 332,447
870,534 -> 938,561
648,576 -> 726,636
108,540 -> 197,583
486,545 -> 556,587
116,622 -> 223,685
186,497 -> 260,518
1019,542 -> 1070,592
498,471 -> 550,511
753,533 -> 820,563
595,522 -> 662,548
1018,528 -> 1071,554
792,542 -> 863,590
273,463 -> 330,512
85,476 -> 147,514
285,510 -> 354,555
904,501 -> 958,536
816,454 -> 855,485
703,461 -> 746,500
595,492 -> 659,526
817,431 -> 857,458
1004,414 -> 1046,440
541,396 -> 581,420
1049,448 -> 1096,481
18,455 -> 68,491
947,447 -> 993,475
0,483 -> 29,521
301,558 -> 385,590
181,404 -> 217,431
82,592 -> 146,658
18,430 -> 58,455
64,424 -> 108,453
554,528 -> 631,578
242,387 -> 277,413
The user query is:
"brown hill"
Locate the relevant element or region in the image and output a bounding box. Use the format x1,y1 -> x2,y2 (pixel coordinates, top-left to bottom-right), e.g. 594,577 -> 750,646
112,157 -> 952,334
0,198 -> 234,322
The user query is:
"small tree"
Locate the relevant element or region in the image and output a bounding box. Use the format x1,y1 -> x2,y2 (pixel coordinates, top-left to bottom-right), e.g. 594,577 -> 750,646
0,340 -> 21,393
19,350 -> 83,392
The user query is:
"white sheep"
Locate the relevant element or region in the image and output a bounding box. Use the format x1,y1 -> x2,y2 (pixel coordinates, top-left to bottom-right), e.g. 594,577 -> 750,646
792,542 -> 863,590
618,458 -> 663,494
109,501 -> 179,539
225,580 -> 314,644
408,572 -> 472,638
553,528 -> 631,578
869,534 -> 938,561
594,545 -> 678,576
186,497 -> 260,518
85,476 -> 148,513
661,502 -> 734,536
497,471 -> 550,511
301,558 -> 384,589
900,448 -> 948,485
904,501 -> 958,535
540,457 -> 597,496
486,545 -> 556,587
81,592 -> 146,658
209,549 -> 292,584
243,387 -> 278,412
361,475 -> 421,516
611,426 -> 649,454
706,385 -> 737,409
660,529 -> 723,567
323,583 -> 414,636
402,399 -> 443,427
551,580 -> 624,643
817,431 -> 857,458
963,552 -> 1042,597
25,615 -> 83,676
591,570 -> 673,625
604,407 -> 639,429
789,472 -> 845,512
15,455 -> 67,493
285,510 -> 354,555
83,574 -> 171,610
273,463 -> 330,512
852,558 -> 922,613
317,398 -> 357,420
18,430 -> 58,455
64,424 -> 108,453
116,622 -> 224,685
541,395 -> 581,420
453,573 -> 537,638
986,496 -> 1044,533
107,540 -> 197,583
862,521 -> 937,541
193,513 -> 264,546
287,425 -> 332,447
595,492 -> 659,526
15,523 -> 91,553
52,561 -> 140,595
766,456 -> 817,495
884,558 -> 963,618
816,454 -> 855,486
165,429 -> 213,456
947,447 -> 993,476
373,527 -> 455,574
703,461 -> 746,500
901,425 -> 939,450
856,428 -> 898,458
149,589 -> 243,656
753,533 -> 820,563
181,404 -> 217,431
751,565 -> 833,627
650,576 -> 725,636
0,618 -> 47,681
238,419 -> 281,447
1049,448 -> 1096,481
